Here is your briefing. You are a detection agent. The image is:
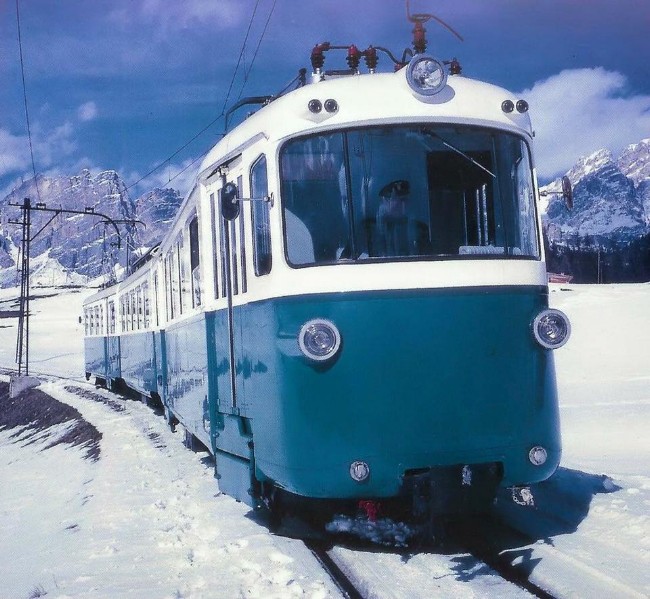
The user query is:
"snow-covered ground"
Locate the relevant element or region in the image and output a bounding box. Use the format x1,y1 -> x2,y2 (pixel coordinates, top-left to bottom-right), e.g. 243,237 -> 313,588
0,283 -> 649,598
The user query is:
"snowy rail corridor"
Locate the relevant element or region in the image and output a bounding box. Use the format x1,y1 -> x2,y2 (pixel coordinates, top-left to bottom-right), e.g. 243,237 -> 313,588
0,283 -> 649,598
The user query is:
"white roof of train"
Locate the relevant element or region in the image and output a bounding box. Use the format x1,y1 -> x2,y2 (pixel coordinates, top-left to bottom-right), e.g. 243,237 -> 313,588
199,66 -> 534,177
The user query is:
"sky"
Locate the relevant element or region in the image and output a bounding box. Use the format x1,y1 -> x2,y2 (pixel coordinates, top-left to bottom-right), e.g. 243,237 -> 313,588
1,0 -> 649,200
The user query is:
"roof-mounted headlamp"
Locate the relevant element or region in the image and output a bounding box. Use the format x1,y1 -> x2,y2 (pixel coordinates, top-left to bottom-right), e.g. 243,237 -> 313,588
405,54 -> 448,96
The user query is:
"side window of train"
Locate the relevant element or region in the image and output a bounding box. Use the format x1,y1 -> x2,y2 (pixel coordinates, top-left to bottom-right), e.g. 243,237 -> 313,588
143,282 -> 150,328
129,291 -> 135,331
164,253 -> 173,321
176,237 -> 185,315
250,155 -> 272,276
135,287 -> 141,330
189,215 -> 201,308
237,174 -> 248,293
153,271 -> 160,327
229,184 -> 240,296
220,200 -> 229,297
165,244 -> 181,320
209,192 -> 221,299
108,300 -> 115,334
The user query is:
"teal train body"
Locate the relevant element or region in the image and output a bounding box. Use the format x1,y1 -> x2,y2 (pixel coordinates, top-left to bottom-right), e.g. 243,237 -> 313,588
83,43 -> 570,521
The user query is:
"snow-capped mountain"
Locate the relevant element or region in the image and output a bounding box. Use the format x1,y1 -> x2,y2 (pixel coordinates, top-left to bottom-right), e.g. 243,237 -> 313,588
135,187 -> 184,249
542,138 -> 650,283
0,170 -> 182,287
618,138 -> 650,186
542,139 -> 650,245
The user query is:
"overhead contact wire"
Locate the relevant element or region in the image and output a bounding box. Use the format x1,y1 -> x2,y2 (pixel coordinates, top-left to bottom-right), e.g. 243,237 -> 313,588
237,0 -> 278,101
15,0 -> 41,203
127,0 -> 263,193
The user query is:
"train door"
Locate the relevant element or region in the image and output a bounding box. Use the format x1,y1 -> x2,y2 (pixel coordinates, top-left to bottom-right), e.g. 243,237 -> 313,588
216,171 -> 248,416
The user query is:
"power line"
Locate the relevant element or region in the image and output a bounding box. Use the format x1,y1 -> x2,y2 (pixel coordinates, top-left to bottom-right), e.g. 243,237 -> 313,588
15,0 -> 41,203
125,115 -> 223,192
237,0 -> 278,101
167,152 -> 208,186
167,0 -> 277,188
223,0 -> 262,112
126,0 -> 264,194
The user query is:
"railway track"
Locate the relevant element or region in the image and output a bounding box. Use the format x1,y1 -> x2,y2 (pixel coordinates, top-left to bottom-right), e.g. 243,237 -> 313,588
305,525 -> 556,599
305,502 -> 647,599
5,371 -> 646,598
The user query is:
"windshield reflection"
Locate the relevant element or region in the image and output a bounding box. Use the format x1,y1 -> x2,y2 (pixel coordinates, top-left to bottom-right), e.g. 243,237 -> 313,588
280,125 -> 539,266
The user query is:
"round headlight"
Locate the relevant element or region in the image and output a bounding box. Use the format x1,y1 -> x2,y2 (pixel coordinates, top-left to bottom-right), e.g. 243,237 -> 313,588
406,55 -> 448,96
298,318 -> 341,362
533,309 -> 571,349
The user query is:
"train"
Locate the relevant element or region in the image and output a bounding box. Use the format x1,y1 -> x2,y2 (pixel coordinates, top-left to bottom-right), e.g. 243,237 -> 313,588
83,12 -> 571,529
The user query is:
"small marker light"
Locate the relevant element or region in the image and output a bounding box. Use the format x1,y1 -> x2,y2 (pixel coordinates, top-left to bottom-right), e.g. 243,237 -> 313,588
528,446 -> 548,466
516,99 -> 529,113
324,98 -> 338,113
350,461 -> 370,482
501,99 -> 515,113
308,99 -> 322,114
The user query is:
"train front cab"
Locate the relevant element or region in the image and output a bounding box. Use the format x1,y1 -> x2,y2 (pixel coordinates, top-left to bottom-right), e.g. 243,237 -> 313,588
229,123 -> 569,515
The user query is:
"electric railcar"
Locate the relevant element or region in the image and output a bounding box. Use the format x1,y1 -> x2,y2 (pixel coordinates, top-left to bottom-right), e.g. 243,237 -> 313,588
83,29 -> 571,523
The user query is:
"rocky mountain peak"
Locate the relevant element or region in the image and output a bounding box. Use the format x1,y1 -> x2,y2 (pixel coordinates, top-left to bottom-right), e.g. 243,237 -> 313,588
0,169 -> 182,287
542,137 -> 649,241
618,138 -> 650,185
567,148 -> 615,183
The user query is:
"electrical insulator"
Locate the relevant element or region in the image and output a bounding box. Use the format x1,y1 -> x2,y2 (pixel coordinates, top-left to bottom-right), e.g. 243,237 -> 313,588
363,46 -> 378,71
346,44 -> 361,70
449,58 -> 462,75
311,42 -> 330,72
412,21 -> 427,54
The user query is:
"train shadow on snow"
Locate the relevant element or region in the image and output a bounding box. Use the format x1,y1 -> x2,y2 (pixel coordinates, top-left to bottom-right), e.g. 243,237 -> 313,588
444,466 -> 623,582
493,466 -> 622,540
246,465 -> 623,587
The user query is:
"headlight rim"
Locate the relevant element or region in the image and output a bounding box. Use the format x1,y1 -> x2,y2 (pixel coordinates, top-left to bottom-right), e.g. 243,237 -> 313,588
532,308 -> 571,350
405,54 -> 448,97
298,318 -> 342,362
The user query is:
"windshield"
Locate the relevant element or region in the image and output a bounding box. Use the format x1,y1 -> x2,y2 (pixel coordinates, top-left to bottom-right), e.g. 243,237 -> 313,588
280,125 -> 539,266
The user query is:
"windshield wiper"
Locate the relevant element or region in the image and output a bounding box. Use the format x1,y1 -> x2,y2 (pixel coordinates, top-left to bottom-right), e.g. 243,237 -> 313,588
421,129 -> 496,179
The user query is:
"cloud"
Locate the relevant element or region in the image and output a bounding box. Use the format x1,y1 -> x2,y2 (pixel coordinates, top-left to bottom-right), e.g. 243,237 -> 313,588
0,129 -> 30,178
33,122 -> 77,169
0,120 -> 78,192
77,101 -> 98,122
135,156 -> 196,196
127,155 -> 200,199
109,0 -> 245,32
517,68 -> 650,180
